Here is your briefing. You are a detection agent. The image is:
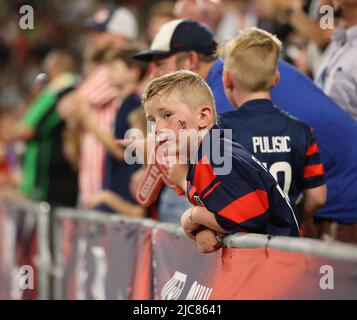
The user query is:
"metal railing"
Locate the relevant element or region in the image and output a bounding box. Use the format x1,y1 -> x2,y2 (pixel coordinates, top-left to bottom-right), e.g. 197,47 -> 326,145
2,200 -> 357,300
154,220 -> 357,262
0,199 -> 51,299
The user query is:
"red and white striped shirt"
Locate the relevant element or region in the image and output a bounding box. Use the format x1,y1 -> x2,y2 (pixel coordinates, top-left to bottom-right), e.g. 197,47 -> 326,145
77,64 -> 121,207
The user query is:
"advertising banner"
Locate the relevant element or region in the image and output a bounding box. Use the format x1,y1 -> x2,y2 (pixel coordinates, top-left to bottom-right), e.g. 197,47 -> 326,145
0,205 -> 39,300
57,214 -> 153,300
153,226 -> 357,300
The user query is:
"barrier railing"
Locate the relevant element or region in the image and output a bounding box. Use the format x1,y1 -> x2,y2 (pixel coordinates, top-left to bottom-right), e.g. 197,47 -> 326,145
0,199 -> 51,300
1,200 -> 357,299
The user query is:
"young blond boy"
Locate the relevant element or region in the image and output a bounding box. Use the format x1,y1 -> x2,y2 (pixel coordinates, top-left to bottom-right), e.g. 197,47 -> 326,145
220,27 -> 326,238
142,69 -> 301,253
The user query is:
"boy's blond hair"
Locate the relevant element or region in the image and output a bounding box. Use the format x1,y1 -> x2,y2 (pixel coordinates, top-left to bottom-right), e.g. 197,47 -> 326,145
222,27 -> 281,92
142,70 -> 217,123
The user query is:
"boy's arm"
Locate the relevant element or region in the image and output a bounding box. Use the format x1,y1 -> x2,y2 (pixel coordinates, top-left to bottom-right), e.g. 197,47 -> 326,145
301,128 -> 327,236
181,205 -> 226,239
301,184 -> 327,221
301,184 -> 327,237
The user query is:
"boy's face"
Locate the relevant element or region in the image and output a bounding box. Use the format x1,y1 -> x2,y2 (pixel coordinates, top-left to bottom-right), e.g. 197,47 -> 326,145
144,95 -> 202,157
145,95 -> 197,135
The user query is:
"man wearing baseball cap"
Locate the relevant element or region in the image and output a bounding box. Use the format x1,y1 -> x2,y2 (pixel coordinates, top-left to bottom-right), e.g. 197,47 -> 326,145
86,7 -> 138,39
84,7 -> 139,73
133,19 -> 234,114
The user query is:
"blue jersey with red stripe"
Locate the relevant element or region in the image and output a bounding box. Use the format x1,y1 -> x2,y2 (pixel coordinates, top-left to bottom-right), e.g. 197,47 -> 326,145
186,125 -> 301,237
218,99 -> 326,224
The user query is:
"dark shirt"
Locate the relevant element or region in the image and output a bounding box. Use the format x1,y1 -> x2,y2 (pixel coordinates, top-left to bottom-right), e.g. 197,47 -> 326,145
186,124 -> 301,237
22,84 -> 78,207
219,99 -> 326,224
103,92 -> 142,205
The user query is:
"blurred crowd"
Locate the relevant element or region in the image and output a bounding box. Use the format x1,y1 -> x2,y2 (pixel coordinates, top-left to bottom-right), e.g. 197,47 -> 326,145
0,0 -> 357,242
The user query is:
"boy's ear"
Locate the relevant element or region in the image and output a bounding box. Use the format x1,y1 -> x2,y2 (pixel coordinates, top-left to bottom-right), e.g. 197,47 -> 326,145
272,71 -> 280,88
223,70 -> 234,91
197,105 -> 214,129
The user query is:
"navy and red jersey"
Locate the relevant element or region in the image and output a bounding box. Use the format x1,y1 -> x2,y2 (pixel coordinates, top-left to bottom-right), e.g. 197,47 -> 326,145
218,99 -> 326,224
186,124 -> 300,237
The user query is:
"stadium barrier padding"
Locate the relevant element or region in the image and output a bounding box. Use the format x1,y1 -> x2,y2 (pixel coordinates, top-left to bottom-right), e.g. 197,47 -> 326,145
1,201 -> 357,300
0,200 -> 50,300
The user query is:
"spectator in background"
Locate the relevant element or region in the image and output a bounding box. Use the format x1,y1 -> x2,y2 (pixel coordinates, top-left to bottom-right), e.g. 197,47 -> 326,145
81,7 -> 139,76
315,0 -> 357,120
216,0 -> 258,43
174,0 -> 224,33
269,1 -> 335,72
281,0 -> 334,76
0,108 -> 21,192
75,45 -> 148,218
213,0 -> 334,76
271,60 -> 357,245
146,1 -> 176,42
8,50 -> 79,207
58,7 -> 139,208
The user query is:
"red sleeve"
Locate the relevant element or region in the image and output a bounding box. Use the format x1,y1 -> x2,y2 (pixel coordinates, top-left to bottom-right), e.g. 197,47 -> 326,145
303,128 -> 326,189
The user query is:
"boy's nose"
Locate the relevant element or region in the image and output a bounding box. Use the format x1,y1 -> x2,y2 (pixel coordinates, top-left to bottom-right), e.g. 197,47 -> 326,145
154,119 -> 168,136
154,120 -> 161,135
155,121 -> 167,140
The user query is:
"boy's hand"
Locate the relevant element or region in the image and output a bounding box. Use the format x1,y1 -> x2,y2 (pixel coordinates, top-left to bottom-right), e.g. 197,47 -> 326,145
181,207 -> 201,240
195,228 -> 223,253
167,163 -> 188,191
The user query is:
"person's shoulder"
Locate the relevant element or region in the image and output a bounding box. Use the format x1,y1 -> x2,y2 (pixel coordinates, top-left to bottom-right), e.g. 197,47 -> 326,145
218,110 -> 240,125
206,59 -> 223,82
273,103 -> 311,131
48,73 -> 79,94
219,109 -> 240,119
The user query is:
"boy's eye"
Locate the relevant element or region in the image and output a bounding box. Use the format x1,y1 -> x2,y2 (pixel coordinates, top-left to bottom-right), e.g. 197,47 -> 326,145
163,113 -> 172,120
